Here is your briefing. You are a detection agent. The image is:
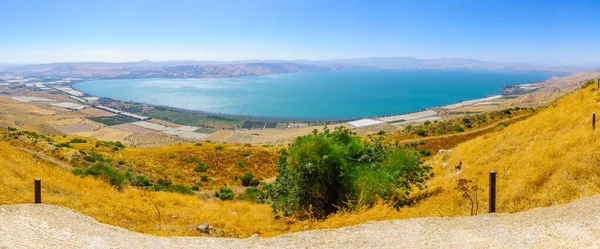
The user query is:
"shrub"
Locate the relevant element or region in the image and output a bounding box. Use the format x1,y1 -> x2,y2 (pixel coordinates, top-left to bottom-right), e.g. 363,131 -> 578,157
436,129 -> 446,134
419,150 -> 432,157
215,145 -> 224,150
496,122 -> 509,127
191,185 -> 200,191
84,163 -> 126,190
199,173 -> 209,182
58,142 -> 72,148
237,162 -> 246,167
465,123 -> 473,128
241,152 -> 250,157
83,156 -> 96,163
194,163 -> 210,172
168,184 -> 195,195
424,121 -> 431,125
453,125 -> 465,132
115,141 -> 125,148
416,129 -> 426,136
217,187 -> 234,200
462,117 -> 471,124
238,186 -> 263,202
131,175 -> 151,187
271,127 -> 432,219
71,168 -> 84,175
377,130 -> 386,135
241,172 -> 255,187
118,160 -> 126,165
70,138 -> 87,143
250,179 -> 260,187
156,177 -> 172,189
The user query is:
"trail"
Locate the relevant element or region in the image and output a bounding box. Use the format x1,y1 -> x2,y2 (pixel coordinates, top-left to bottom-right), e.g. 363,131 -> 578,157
2,194 -> 600,248
399,113 -> 532,144
15,146 -> 73,170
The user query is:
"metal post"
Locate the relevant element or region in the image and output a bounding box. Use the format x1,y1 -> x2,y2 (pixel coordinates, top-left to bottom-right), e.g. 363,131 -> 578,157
34,178 -> 41,204
594,113 -> 596,131
489,171 -> 496,213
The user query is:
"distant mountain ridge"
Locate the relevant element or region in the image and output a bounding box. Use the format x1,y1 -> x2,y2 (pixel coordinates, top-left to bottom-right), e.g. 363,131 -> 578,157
0,57 -> 583,79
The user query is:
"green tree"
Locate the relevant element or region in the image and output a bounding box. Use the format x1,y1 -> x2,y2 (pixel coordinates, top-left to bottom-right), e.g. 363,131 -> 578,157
270,127 -> 432,219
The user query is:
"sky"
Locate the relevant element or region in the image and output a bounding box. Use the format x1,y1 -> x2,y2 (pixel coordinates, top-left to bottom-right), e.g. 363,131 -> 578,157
1,0 -> 600,66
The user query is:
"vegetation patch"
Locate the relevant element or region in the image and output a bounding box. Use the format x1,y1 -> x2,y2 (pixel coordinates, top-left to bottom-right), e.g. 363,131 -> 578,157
269,127 -> 433,219
87,116 -> 138,126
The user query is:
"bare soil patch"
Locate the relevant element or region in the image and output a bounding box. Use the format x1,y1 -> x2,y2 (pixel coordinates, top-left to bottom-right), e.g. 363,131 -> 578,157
58,123 -> 98,133
77,108 -> 117,117
148,119 -> 182,128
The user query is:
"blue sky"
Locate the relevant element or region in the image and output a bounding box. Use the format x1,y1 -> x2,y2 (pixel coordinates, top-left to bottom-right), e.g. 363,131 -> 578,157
1,0 -> 599,66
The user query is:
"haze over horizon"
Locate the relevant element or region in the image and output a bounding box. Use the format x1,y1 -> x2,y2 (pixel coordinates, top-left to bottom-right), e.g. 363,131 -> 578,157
2,0 -> 600,67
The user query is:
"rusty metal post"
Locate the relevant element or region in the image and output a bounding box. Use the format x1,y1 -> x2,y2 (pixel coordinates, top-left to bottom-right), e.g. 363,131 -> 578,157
34,178 -> 41,204
489,171 -> 496,213
594,113 -> 596,131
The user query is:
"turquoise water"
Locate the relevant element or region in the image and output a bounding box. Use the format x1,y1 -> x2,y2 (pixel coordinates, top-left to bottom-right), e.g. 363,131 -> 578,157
74,69 -> 557,119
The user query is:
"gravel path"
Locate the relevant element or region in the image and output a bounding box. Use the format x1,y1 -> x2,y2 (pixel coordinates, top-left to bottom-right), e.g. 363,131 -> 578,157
2,195 -> 600,248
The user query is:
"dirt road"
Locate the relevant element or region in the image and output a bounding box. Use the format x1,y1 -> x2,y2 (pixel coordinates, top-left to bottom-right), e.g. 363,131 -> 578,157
1,194 -> 599,248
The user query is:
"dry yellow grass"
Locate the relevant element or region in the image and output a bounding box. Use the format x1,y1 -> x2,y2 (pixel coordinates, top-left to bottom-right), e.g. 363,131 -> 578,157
111,143 -> 281,188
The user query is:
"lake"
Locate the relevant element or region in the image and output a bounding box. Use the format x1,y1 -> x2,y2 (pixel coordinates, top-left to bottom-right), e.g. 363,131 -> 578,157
74,69 -> 558,120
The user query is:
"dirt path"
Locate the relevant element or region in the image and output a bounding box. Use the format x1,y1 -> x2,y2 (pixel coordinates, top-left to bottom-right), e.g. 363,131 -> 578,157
400,113 -> 532,144
2,195 -> 600,248
15,147 -> 73,170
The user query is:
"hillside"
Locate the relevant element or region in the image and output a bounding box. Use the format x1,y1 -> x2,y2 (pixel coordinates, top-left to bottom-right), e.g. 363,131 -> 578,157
2,194 -> 600,248
1,79 -> 600,240
396,80 -> 600,217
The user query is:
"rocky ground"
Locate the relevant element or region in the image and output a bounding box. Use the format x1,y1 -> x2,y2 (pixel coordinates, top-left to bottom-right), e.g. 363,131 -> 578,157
1,195 -> 600,248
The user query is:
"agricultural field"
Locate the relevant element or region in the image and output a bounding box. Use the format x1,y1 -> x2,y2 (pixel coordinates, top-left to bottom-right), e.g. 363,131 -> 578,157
139,107 -> 242,129
87,116 -> 138,126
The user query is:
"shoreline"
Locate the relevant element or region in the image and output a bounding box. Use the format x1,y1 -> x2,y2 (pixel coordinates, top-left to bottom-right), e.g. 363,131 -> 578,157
70,82 -> 539,125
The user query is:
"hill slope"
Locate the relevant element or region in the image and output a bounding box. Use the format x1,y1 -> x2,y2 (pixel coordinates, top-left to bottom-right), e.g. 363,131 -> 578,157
395,81 -> 600,218
2,194 -> 600,248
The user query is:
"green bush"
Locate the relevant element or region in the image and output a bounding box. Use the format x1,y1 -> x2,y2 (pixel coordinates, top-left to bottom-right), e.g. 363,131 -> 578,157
199,173 -> 209,182
462,117 -> 471,124
241,172 -> 255,187
237,162 -> 246,167
419,150 -> 432,157
453,125 -> 465,132
83,156 -> 97,163
217,187 -> 234,200
58,142 -> 72,148
241,152 -> 250,157
168,184 -> 195,195
191,185 -> 200,191
436,129 -> 446,134
215,145 -> 224,150
84,163 -> 126,190
70,138 -> 87,143
271,127 -> 432,219
194,163 -> 210,172
71,168 -> 84,175
416,129 -> 426,136
377,130 -> 386,135
238,186 -> 263,202
131,175 -> 151,187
